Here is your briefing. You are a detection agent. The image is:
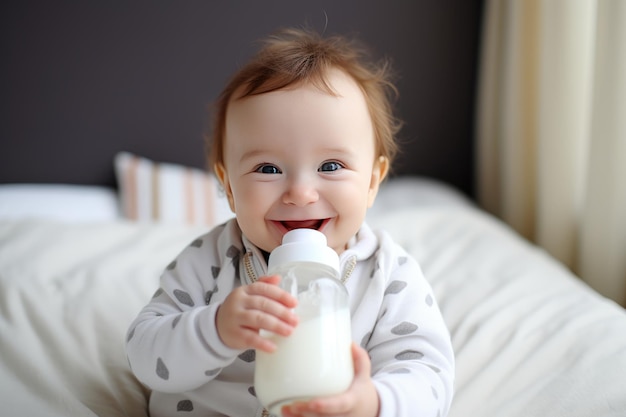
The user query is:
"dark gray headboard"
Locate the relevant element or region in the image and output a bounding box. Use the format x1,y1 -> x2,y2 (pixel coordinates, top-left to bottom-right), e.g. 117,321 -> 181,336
0,1 -> 483,198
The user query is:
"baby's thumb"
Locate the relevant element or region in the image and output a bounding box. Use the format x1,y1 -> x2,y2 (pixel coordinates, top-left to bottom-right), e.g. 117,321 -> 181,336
258,274 -> 281,285
351,342 -> 372,378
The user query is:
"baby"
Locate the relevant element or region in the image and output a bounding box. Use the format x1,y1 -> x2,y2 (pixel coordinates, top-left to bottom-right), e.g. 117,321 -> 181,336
126,27 -> 454,417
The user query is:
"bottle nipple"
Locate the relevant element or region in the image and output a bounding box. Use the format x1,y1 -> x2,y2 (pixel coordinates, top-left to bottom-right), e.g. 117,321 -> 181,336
281,228 -> 327,246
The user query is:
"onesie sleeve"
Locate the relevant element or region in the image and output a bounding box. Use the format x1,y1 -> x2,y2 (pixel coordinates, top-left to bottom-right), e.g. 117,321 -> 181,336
367,235 -> 455,417
125,225 -> 243,393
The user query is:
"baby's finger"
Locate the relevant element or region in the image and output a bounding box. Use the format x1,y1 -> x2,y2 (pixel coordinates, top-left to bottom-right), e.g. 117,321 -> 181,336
235,327 -> 277,353
241,306 -> 297,338
257,275 -> 281,285
283,397 -> 349,416
249,277 -> 298,308
246,293 -> 299,327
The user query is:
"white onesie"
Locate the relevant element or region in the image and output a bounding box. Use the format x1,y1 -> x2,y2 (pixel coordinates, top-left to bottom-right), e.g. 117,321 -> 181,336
126,219 -> 454,416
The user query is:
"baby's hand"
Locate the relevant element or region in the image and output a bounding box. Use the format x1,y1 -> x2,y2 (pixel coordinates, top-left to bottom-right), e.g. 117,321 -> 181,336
216,275 -> 298,352
280,343 -> 380,417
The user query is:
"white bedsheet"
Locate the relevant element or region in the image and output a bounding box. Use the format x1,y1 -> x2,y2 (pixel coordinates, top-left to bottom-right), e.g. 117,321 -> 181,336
1,179 -> 625,417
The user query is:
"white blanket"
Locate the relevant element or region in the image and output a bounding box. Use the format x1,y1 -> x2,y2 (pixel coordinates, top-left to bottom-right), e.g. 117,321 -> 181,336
1,183 -> 625,416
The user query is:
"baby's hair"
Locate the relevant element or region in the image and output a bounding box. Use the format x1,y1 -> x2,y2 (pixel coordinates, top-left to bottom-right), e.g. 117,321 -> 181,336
207,27 -> 402,171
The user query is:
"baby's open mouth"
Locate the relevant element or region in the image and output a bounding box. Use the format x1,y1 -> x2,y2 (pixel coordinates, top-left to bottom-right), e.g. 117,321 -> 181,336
280,219 -> 325,231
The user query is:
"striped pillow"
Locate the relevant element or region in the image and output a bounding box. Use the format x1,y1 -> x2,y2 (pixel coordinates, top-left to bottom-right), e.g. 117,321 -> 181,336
114,152 -> 233,227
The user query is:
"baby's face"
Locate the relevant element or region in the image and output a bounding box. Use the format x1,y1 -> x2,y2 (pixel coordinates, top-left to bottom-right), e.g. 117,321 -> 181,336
217,69 -> 387,254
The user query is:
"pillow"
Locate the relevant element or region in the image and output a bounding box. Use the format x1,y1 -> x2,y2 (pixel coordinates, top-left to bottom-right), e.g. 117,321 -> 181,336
0,184 -> 121,222
114,152 -> 234,227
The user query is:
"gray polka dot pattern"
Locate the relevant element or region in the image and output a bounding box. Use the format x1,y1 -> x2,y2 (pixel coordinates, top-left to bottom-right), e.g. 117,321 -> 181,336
398,256 -> 407,265
156,357 -> 169,380
174,289 -> 194,307
248,386 -> 256,397
166,260 -> 176,270
426,294 -> 434,306
127,327 -> 135,342
384,280 -> 407,295
226,245 -> 239,258
226,246 -> 241,281
395,350 -> 424,360
431,386 -> 439,399
152,288 -> 163,299
390,367 -> 410,374
239,349 -> 256,363
171,315 -> 182,329
190,238 -> 203,248
205,287 -> 217,305
205,368 -> 220,377
211,266 -> 220,278
391,321 -> 418,335
177,399 -> 194,411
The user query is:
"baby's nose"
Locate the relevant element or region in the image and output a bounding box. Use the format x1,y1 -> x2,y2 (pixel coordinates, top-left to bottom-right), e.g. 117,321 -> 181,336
282,180 -> 319,206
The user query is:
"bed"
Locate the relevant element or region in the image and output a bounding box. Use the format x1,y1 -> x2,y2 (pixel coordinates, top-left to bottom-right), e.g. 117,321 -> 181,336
1,157 -> 625,417
5,3 -> 625,415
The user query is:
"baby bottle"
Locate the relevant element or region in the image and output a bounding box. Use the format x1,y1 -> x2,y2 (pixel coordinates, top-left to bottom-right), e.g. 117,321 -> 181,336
255,229 -> 353,416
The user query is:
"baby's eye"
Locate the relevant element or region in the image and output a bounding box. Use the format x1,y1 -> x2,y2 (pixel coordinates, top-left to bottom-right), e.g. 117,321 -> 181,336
319,161 -> 344,172
254,164 -> 281,174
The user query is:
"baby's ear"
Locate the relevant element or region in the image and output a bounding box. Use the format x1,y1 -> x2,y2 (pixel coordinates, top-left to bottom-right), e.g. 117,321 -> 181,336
367,156 -> 389,207
214,163 -> 236,212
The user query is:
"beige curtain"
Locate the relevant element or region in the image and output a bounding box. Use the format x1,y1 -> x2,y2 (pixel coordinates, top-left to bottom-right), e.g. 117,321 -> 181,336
476,0 -> 626,306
